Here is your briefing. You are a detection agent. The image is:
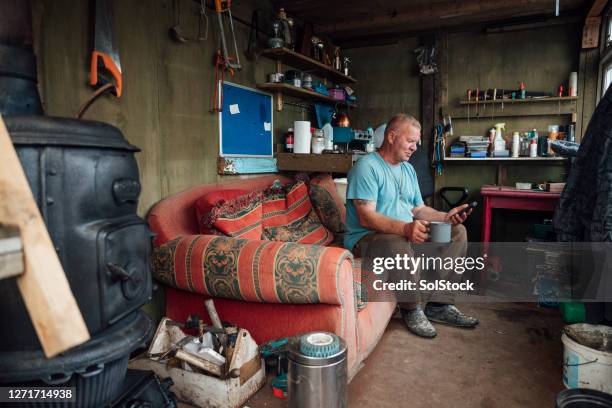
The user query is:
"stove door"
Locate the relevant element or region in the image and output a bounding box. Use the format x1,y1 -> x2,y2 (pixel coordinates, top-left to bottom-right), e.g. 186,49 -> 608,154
98,216 -> 152,326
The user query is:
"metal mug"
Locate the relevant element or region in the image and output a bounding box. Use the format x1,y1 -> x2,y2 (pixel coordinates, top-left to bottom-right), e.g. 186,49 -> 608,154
429,221 -> 452,243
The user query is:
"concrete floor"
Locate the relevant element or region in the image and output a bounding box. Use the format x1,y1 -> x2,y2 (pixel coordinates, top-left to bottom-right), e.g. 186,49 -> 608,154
244,302 -> 565,408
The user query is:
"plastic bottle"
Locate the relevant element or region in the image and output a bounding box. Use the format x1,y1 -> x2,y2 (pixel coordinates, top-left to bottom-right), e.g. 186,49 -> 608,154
322,123 -> 334,150
488,128 -> 496,155
493,123 -> 506,152
285,128 -> 294,153
530,138 -> 538,157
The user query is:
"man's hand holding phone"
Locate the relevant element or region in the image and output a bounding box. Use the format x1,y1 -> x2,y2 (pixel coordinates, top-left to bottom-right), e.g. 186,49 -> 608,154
445,201 -> 477,225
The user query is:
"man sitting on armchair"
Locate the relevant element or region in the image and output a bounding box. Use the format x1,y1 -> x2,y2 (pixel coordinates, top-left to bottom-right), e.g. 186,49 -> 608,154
344,113 -> 479,338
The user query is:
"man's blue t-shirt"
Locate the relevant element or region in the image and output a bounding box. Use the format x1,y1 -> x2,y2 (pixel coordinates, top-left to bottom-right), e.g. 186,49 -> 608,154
344,152 -> 424,251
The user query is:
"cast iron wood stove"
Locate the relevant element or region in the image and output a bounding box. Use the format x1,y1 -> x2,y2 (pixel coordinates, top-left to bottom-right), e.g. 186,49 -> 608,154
0,1 -> 154,406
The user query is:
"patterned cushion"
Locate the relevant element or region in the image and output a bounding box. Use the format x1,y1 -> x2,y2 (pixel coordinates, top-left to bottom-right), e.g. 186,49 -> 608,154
199,191 -> 263,240
262,181 -> 334,245
195,189 -> 250,235
309,183 -> 347,235
152,235 -> 354,305
309,173 -> 346,228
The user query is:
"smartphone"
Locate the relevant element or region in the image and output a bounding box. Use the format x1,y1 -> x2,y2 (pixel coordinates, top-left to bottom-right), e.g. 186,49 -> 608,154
456,201 -> 478,216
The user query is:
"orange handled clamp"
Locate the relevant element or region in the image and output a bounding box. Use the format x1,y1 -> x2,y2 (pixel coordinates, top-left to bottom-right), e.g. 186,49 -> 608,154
215,0 -> 231,12
90,0 -> 122,97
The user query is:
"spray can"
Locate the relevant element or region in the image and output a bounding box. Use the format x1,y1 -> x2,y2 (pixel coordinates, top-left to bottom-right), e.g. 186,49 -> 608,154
512,132 -> 520,158
569,72 -> 578,97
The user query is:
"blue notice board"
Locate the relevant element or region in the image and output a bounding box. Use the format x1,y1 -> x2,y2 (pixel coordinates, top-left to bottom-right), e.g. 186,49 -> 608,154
219,82 -> 273,157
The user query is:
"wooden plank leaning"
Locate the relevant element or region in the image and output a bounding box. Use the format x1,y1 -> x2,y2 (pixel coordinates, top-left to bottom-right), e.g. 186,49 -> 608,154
0,116 -> 90,357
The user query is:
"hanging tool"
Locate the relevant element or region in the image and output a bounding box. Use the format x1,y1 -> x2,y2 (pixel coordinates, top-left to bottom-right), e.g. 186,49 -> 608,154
492,88 -> 497,120
500,88 -> 504,109
475,88 -> 479,118
558,84 -> 564,115
433,122 -> 445,176
466,89 -> 471,124
215,0 -> 241,70
90,0 -> 122,97
482,88 -> 488,117
211,49 -> 235,112
169,0 -> 208,43
245,9 -> 264,60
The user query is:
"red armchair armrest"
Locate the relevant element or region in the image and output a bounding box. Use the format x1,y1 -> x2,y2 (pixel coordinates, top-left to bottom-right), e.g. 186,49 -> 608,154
152,235 -> 355,306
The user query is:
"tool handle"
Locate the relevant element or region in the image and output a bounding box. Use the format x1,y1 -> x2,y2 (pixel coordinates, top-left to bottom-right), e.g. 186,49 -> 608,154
439,187 -> 469,208
90,51 -> 122,97
205,299 -> 223,329
215,0 -> 231,12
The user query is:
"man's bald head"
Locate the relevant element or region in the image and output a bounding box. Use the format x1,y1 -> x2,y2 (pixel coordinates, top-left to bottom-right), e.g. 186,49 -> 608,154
379,114 -> 421,163
384,114 -> 421,142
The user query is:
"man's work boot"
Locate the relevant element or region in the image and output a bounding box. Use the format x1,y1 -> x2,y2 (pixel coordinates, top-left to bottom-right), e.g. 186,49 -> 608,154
400,306 -> 437,338
424,304 -> 479,328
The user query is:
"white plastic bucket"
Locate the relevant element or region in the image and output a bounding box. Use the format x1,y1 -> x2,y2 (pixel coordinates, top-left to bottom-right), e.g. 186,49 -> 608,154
333,178 -> 347,204
562,324 -> 612,394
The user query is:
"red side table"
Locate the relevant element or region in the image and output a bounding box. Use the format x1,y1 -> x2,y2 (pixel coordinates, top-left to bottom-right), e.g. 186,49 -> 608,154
480,185 -> 561,244
480,185 -> 561,287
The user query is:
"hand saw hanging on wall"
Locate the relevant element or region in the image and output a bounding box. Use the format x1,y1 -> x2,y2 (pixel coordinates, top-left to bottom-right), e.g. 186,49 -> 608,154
215,0 -> 241,70
89,0 -> 122,97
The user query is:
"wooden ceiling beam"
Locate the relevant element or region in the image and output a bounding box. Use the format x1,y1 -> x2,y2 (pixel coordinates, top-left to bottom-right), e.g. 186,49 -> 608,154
314,0 -> 585,35
337,14 -> 582,48
587,0 -> 608,16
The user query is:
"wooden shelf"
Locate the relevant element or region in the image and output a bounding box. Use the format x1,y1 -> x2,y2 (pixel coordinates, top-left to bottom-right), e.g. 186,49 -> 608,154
447,96 -> 579,119
444,156 -> 566,162
257,83 -> 357,108
276,152 -> 356,173
459,96 -> 578,105
260,48 -> 356,84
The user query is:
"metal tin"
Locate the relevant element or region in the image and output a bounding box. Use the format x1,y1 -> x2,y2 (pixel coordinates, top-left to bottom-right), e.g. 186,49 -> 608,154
287,334 -> 347,408
285,70 -> 302,87
311,135 -> 325,154
268,73 -> 284,83
303,74 -> 313,89
288,78 -> 301,87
